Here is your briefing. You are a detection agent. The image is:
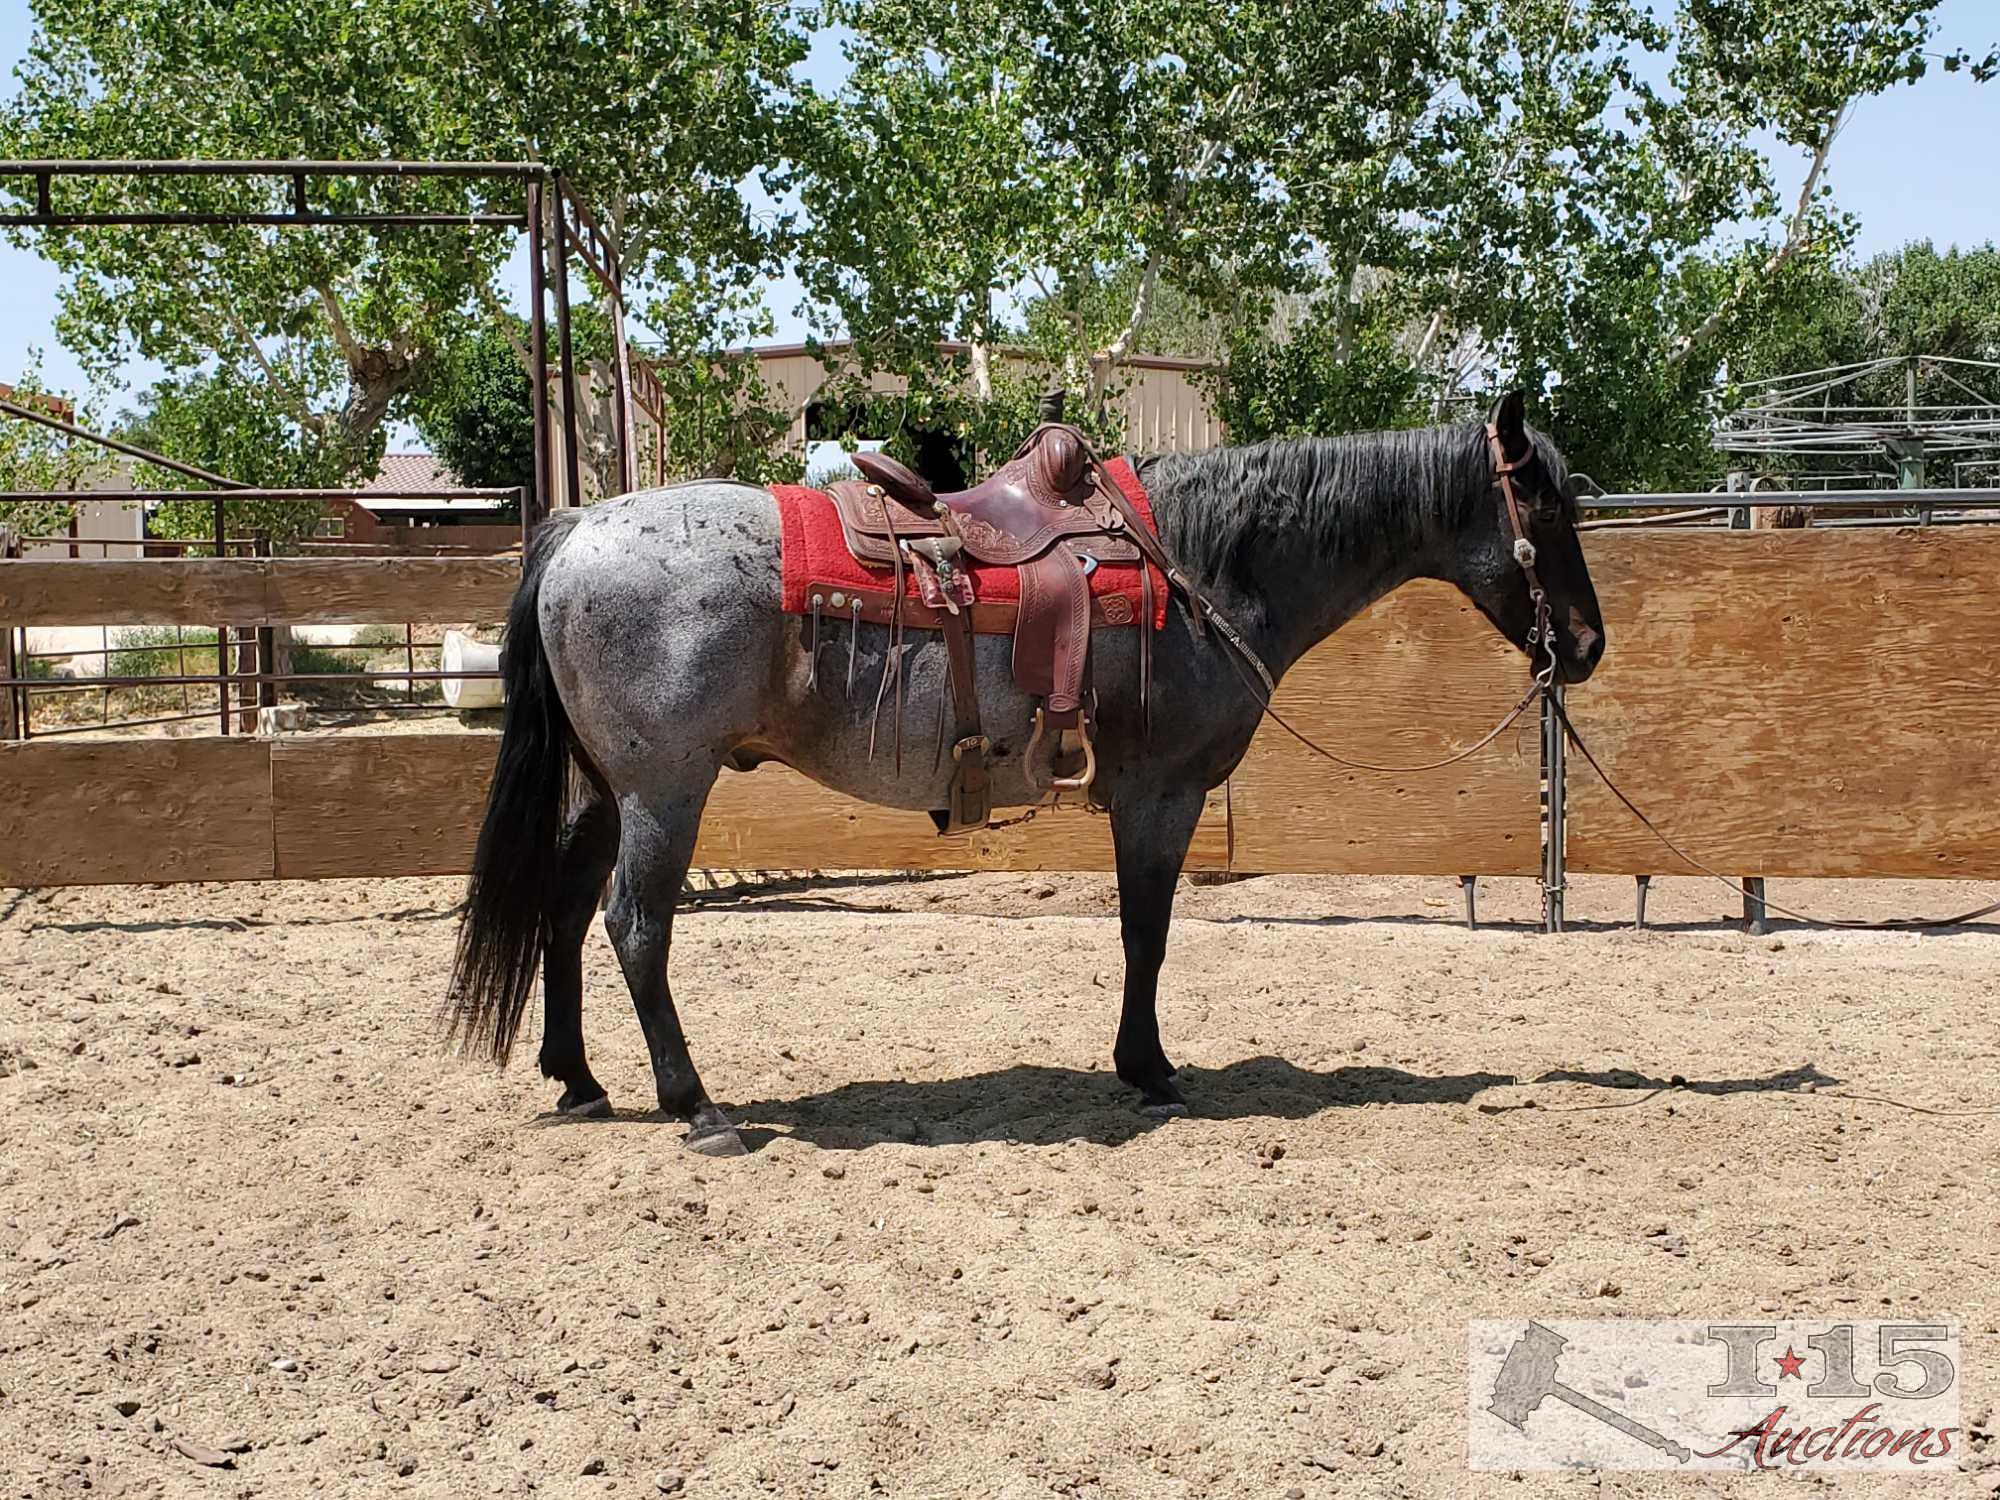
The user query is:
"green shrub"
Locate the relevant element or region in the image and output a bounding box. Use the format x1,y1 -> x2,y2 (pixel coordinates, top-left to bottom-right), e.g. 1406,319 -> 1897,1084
286,644 -> 355,676
105,626 -> 218,678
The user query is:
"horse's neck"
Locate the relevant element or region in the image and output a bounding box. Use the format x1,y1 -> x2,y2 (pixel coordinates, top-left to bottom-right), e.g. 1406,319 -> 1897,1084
1252,533 -> 1429,676
1149,447 -> 1442,677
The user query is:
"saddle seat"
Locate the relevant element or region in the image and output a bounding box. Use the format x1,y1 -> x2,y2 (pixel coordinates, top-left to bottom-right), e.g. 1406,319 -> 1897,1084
834,424 -> 1134,567
821,419 -> 1157,834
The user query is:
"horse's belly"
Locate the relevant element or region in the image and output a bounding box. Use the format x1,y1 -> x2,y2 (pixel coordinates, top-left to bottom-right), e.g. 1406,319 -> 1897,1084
750,627 -> 1066,815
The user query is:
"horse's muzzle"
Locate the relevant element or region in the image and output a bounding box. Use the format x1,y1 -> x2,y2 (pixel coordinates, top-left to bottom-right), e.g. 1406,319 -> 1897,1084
1561,621 -> 1605,683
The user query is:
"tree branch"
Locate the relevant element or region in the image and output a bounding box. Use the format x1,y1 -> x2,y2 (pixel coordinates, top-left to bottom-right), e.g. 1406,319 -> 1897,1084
1666,99 -> 1851,369
216,300 -> 320,433
313,283 -> 366,369
1090,83 -> 1251,400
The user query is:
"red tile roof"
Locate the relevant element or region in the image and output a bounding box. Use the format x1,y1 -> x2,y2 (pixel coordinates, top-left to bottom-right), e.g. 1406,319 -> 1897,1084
360,452 -> 458,494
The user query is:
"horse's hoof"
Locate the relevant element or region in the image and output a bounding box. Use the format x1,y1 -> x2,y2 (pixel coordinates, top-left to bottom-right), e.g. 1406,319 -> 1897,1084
1138,1101 -> 1189,1120
558,1089 -> 613,1119
685,1123 -> 748,1157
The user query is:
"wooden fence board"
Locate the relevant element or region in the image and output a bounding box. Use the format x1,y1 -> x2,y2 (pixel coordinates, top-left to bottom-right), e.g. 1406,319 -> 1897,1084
0,558 -> 262,626
11,526 -> 2000,890
0,737 -> 274,885
1567,527 -> 2000,878
267,735 -> 1227,880
0,556 -> 517,627
261,557 -> 518,626
272,734 -> 498,879
1227,579 -> 1543,875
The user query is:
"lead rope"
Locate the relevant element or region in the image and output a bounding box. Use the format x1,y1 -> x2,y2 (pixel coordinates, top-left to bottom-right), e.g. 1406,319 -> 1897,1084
1549,697 -> 2000,931
1199,579 -> 2000,930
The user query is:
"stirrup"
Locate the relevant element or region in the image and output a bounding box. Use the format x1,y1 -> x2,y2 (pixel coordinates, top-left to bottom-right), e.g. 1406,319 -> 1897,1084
1025,707 -> 1097,796
1053,720 -> 1097,792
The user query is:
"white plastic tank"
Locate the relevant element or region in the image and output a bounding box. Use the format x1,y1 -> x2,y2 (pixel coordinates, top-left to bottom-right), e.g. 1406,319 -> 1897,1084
441,629 -> 504,710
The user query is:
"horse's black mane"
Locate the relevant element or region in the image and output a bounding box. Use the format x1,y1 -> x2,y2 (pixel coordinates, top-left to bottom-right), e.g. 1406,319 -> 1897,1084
1136,421 -> 1568,587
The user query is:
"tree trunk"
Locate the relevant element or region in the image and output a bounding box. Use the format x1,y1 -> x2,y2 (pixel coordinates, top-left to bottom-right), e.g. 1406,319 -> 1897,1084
335,348 -> 421,456
969,283 -> 994,401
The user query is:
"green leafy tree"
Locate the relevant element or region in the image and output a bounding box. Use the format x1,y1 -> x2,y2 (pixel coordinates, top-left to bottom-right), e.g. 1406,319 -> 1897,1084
1,0 -> 810,493
120,363 -> 371,546
1211,302 -> 1425,443
0,360 -> 97,538
410,324 -> 536,497
798,0 -> 1991,490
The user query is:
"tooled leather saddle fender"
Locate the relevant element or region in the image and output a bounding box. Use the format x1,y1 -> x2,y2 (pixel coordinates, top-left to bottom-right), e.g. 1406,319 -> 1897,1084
821,416 -> 1176,834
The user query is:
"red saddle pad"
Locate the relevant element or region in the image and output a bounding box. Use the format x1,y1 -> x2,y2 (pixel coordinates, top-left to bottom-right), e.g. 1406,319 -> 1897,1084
772,456 -> 1166,629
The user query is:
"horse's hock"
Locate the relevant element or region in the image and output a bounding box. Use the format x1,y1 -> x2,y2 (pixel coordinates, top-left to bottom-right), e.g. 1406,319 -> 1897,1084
5,525 -> 2000,887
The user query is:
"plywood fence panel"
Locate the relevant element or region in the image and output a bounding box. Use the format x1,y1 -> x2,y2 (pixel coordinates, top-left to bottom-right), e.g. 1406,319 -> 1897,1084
696,765 -> 1230,873
0,737 -> 274,885
1566,527 -> 2000,878
0,556 -> 518,628
1227,579 -> 1543,875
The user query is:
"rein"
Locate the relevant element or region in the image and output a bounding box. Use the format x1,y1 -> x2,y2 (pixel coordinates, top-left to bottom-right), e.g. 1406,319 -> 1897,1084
1138,433 -> 2000,930
1173,421 -> 1558,776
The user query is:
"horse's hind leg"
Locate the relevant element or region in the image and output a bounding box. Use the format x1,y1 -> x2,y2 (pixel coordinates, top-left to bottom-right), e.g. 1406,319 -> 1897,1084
539,785 -> 621,1117
602,769 -> 742,1155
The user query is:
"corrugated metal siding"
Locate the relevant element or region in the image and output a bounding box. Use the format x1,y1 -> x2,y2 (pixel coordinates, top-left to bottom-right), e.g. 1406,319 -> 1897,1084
1114,365 -> 1222,455
753,348 -> 1224,462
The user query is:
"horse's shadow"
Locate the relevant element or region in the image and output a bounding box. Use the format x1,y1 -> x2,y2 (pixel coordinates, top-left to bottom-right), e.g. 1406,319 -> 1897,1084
670,1057 -> 1836,1151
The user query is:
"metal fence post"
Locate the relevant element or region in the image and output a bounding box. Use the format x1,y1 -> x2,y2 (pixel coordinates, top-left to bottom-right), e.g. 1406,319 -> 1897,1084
1541,681 -> 1566,933
214,496 -> 230,734
552,172 -> 584,511
525,174 -> 551,540
1726,469 -> 1750,530
255,534 -> 278,726
0,524 -> 18,740
1742,877 -> 1770,936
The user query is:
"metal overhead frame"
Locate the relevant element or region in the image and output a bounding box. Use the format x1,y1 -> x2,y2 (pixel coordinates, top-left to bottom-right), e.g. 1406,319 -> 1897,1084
0,158 -> 581,533
1713,354 -> 2000,499
0,158 -> 589,741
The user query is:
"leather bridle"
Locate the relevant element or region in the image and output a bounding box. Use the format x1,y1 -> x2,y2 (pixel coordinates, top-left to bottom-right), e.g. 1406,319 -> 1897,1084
1188,425 -> 1561,774
1487,418 -> 1559,690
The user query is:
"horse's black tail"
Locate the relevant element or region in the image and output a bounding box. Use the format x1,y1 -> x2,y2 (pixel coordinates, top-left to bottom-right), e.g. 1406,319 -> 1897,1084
445,513 -> 579,1064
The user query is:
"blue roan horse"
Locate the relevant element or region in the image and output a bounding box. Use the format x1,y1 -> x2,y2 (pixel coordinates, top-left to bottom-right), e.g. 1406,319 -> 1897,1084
446,393 -> 1604,1155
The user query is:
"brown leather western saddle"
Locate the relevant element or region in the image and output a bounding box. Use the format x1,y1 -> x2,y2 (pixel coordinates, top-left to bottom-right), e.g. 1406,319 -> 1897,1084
822,416 -> 1170,834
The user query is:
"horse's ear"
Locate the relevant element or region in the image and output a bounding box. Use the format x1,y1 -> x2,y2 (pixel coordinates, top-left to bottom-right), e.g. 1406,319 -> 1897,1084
1488,390 -> 1528,455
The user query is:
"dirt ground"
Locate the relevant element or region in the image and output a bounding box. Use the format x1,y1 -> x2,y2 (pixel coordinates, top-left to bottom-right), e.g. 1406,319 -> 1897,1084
2,868 -> 1996,1500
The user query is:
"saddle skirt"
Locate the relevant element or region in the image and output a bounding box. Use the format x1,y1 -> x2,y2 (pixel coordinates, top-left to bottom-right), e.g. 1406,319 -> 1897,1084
772,425 -> 1167,833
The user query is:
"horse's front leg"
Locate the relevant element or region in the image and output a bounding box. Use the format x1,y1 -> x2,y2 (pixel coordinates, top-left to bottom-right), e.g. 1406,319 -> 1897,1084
1109,782 -> 1208,1117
